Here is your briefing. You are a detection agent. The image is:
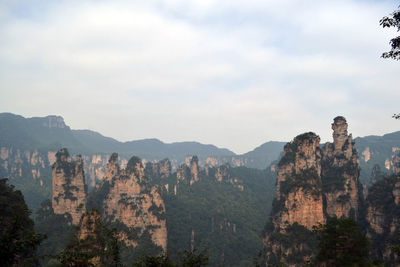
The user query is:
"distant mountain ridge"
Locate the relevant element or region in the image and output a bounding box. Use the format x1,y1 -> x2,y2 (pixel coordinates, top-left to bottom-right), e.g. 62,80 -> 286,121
0,113 -> 236,162
1,112 -> 399,174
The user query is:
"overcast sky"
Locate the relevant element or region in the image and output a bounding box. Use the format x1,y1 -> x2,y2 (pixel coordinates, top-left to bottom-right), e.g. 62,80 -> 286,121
0,0 -> 399,154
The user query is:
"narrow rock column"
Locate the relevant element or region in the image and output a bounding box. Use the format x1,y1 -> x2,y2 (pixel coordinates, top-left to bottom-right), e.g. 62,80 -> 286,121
52,148 -> 87,225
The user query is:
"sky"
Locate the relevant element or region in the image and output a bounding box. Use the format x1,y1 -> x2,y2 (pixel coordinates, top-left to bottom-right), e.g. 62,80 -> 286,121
0,0 -> 399,154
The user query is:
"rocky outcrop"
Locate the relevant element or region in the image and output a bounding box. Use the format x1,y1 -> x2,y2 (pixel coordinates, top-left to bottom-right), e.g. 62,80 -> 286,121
262,117 -> 364,266
275,132 -> 324,229
145,159 -> 171,180
189,156 -> 199,185
215,164 -> 230,182
105,153 -> 120,182
76,210 -> 103,266
176,156 -> 200,186
60,209 -> 120,266
365,155 -> 400,263
52,148 -> 87,225
42,115 -> 67,128
392,153 -> 400,175
262,132 -> 324,266
322,116 -> 361,220
102,154 -> 167,251
361,147 -> 371,162
371,164 -> 383,184
177,163 -> 190,183
0,147 -> 51,184
85,154 -> 108,187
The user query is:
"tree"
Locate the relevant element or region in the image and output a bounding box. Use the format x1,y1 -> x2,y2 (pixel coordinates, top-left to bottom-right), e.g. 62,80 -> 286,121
0,178 -> 44,266
56,210 -> 123,267
380,5 -> 400,60
133,247 -> 209,267
177,247 -> 209,267
313,218 -> 371,266
133,254 -> 176,267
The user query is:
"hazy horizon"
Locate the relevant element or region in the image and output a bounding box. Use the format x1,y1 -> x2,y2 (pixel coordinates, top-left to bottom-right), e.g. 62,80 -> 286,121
3,111 -> 399,156
1,0 -> 399,154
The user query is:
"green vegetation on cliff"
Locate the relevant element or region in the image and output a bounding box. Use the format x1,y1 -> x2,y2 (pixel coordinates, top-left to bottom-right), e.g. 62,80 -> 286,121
34,199 -> 74,264
314,218 -> 371,266
163,166 -> 275,267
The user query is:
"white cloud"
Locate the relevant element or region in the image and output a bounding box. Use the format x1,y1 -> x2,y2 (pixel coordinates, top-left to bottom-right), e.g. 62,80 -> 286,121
0,0 -> 399,154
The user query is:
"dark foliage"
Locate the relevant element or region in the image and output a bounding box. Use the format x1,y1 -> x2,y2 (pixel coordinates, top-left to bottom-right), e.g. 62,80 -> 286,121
0,178 -> 44,266
164,166 -> 275,266
126,156 -> 143,176
133,247 -> 208,267
313,218 -> 371,266
366,174 -> 400,264
322,157 -> 358,193
55,211 -> 123,267
134,253 -> 176,267
380,5 -> 400,60
265,223 -> 318,266
35,199 -> 75,266
280,168 -> 322,197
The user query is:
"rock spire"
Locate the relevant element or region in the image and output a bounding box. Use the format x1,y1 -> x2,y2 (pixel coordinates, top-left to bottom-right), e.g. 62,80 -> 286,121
52,148 -> 87,225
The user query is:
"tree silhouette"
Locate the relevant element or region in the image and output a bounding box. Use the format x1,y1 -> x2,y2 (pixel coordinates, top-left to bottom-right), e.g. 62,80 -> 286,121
0,178 -> 44,266
380,5 -> 400,60
313,218 -> 371,266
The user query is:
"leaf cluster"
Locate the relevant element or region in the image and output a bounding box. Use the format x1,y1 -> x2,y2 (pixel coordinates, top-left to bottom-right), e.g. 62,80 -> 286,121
380,6 -> 400,60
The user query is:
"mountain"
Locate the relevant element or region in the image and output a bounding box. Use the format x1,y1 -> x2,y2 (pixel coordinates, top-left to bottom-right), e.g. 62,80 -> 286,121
260,117 -> 400,266
0,113 -> 236,160
239,141 -> 285,169
0,113 -> 84,152
1,111 -> 398,213
262,117 -> 362,266
71,129 -> 122,153
36,149 -> 276,266
355,131 -> 400,183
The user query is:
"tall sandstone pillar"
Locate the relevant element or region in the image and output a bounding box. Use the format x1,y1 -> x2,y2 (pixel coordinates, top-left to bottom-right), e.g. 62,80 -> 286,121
102,154 -> 168,252
263,132 -> 325,266
52,148 -> 87,225
322,116 -> 361,220
262,117 -> 364,266
274,132 -> 325,229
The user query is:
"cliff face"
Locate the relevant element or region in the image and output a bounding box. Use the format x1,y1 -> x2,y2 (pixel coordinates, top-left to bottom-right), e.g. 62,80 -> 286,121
59,209 -> 120,266
102,154 -> 167,251
366,173 -> 400,264
0,147 -> 52,189
189,156 -> 199,185
176,156 -> 200,186
145,158 -> 171,180
365,154 -> 400,264
274,132 -> 324,229
52,148 -> 87,225
322,116 -> 361,220
262,117 -> 364,266
393,153 -> 400,175
76,210 -> 103,266
263,132 -> 324,265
